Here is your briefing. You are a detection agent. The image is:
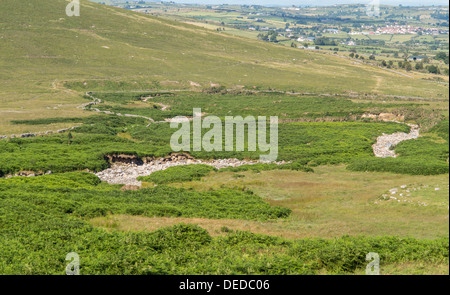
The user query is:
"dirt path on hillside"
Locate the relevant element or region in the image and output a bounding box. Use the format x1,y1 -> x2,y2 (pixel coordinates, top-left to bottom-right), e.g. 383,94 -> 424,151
83,92 -> 156,127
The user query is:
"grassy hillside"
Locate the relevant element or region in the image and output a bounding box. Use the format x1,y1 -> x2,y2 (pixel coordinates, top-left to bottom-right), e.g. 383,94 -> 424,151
0,0 -> 448,134
1,0 -> 447,94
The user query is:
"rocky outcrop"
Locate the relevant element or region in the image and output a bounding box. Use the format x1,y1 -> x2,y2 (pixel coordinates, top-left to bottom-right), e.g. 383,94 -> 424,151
372,123 -> 420,158
105,154 -> 144,165
142,153 -> 195,164
361,113 -> 405,122
104,153 -> 198,166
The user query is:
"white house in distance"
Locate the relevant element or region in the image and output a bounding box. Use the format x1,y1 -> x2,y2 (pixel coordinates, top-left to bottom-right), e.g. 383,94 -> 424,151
324,29 -> 340,34
298,45 -> 319,50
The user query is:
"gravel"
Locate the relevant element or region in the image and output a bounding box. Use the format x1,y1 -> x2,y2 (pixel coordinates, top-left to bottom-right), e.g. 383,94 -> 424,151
372,123 -> 420,158
96,156 -> 287,186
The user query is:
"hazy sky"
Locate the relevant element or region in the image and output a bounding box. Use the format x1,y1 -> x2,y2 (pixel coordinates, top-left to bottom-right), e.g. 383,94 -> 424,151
148,0 -> 449,6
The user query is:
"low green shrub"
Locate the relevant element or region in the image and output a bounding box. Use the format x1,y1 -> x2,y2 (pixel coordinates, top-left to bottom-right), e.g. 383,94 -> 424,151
137,164 -> 218,184
430,120 -> 449,141
219,162 -> 314,173
347,156 -> 449,175
0,173 -> 290,221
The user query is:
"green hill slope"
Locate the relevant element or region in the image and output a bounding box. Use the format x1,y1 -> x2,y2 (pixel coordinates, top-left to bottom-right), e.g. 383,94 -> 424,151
0,0 -> 448,134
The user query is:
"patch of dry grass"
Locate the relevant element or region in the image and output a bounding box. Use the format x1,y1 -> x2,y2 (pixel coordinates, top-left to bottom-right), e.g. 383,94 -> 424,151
0,80 -> 92,135
172,166 -> 449,239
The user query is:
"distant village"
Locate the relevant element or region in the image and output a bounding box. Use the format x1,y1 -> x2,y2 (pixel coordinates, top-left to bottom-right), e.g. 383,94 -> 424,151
351,25 -> 449,36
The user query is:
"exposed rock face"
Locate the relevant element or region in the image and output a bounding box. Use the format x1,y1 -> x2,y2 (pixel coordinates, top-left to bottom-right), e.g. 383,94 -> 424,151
96,153 -> 287,186
362,113 -> 405,122
105,154 -> 143,165
372,123 -> 420,158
